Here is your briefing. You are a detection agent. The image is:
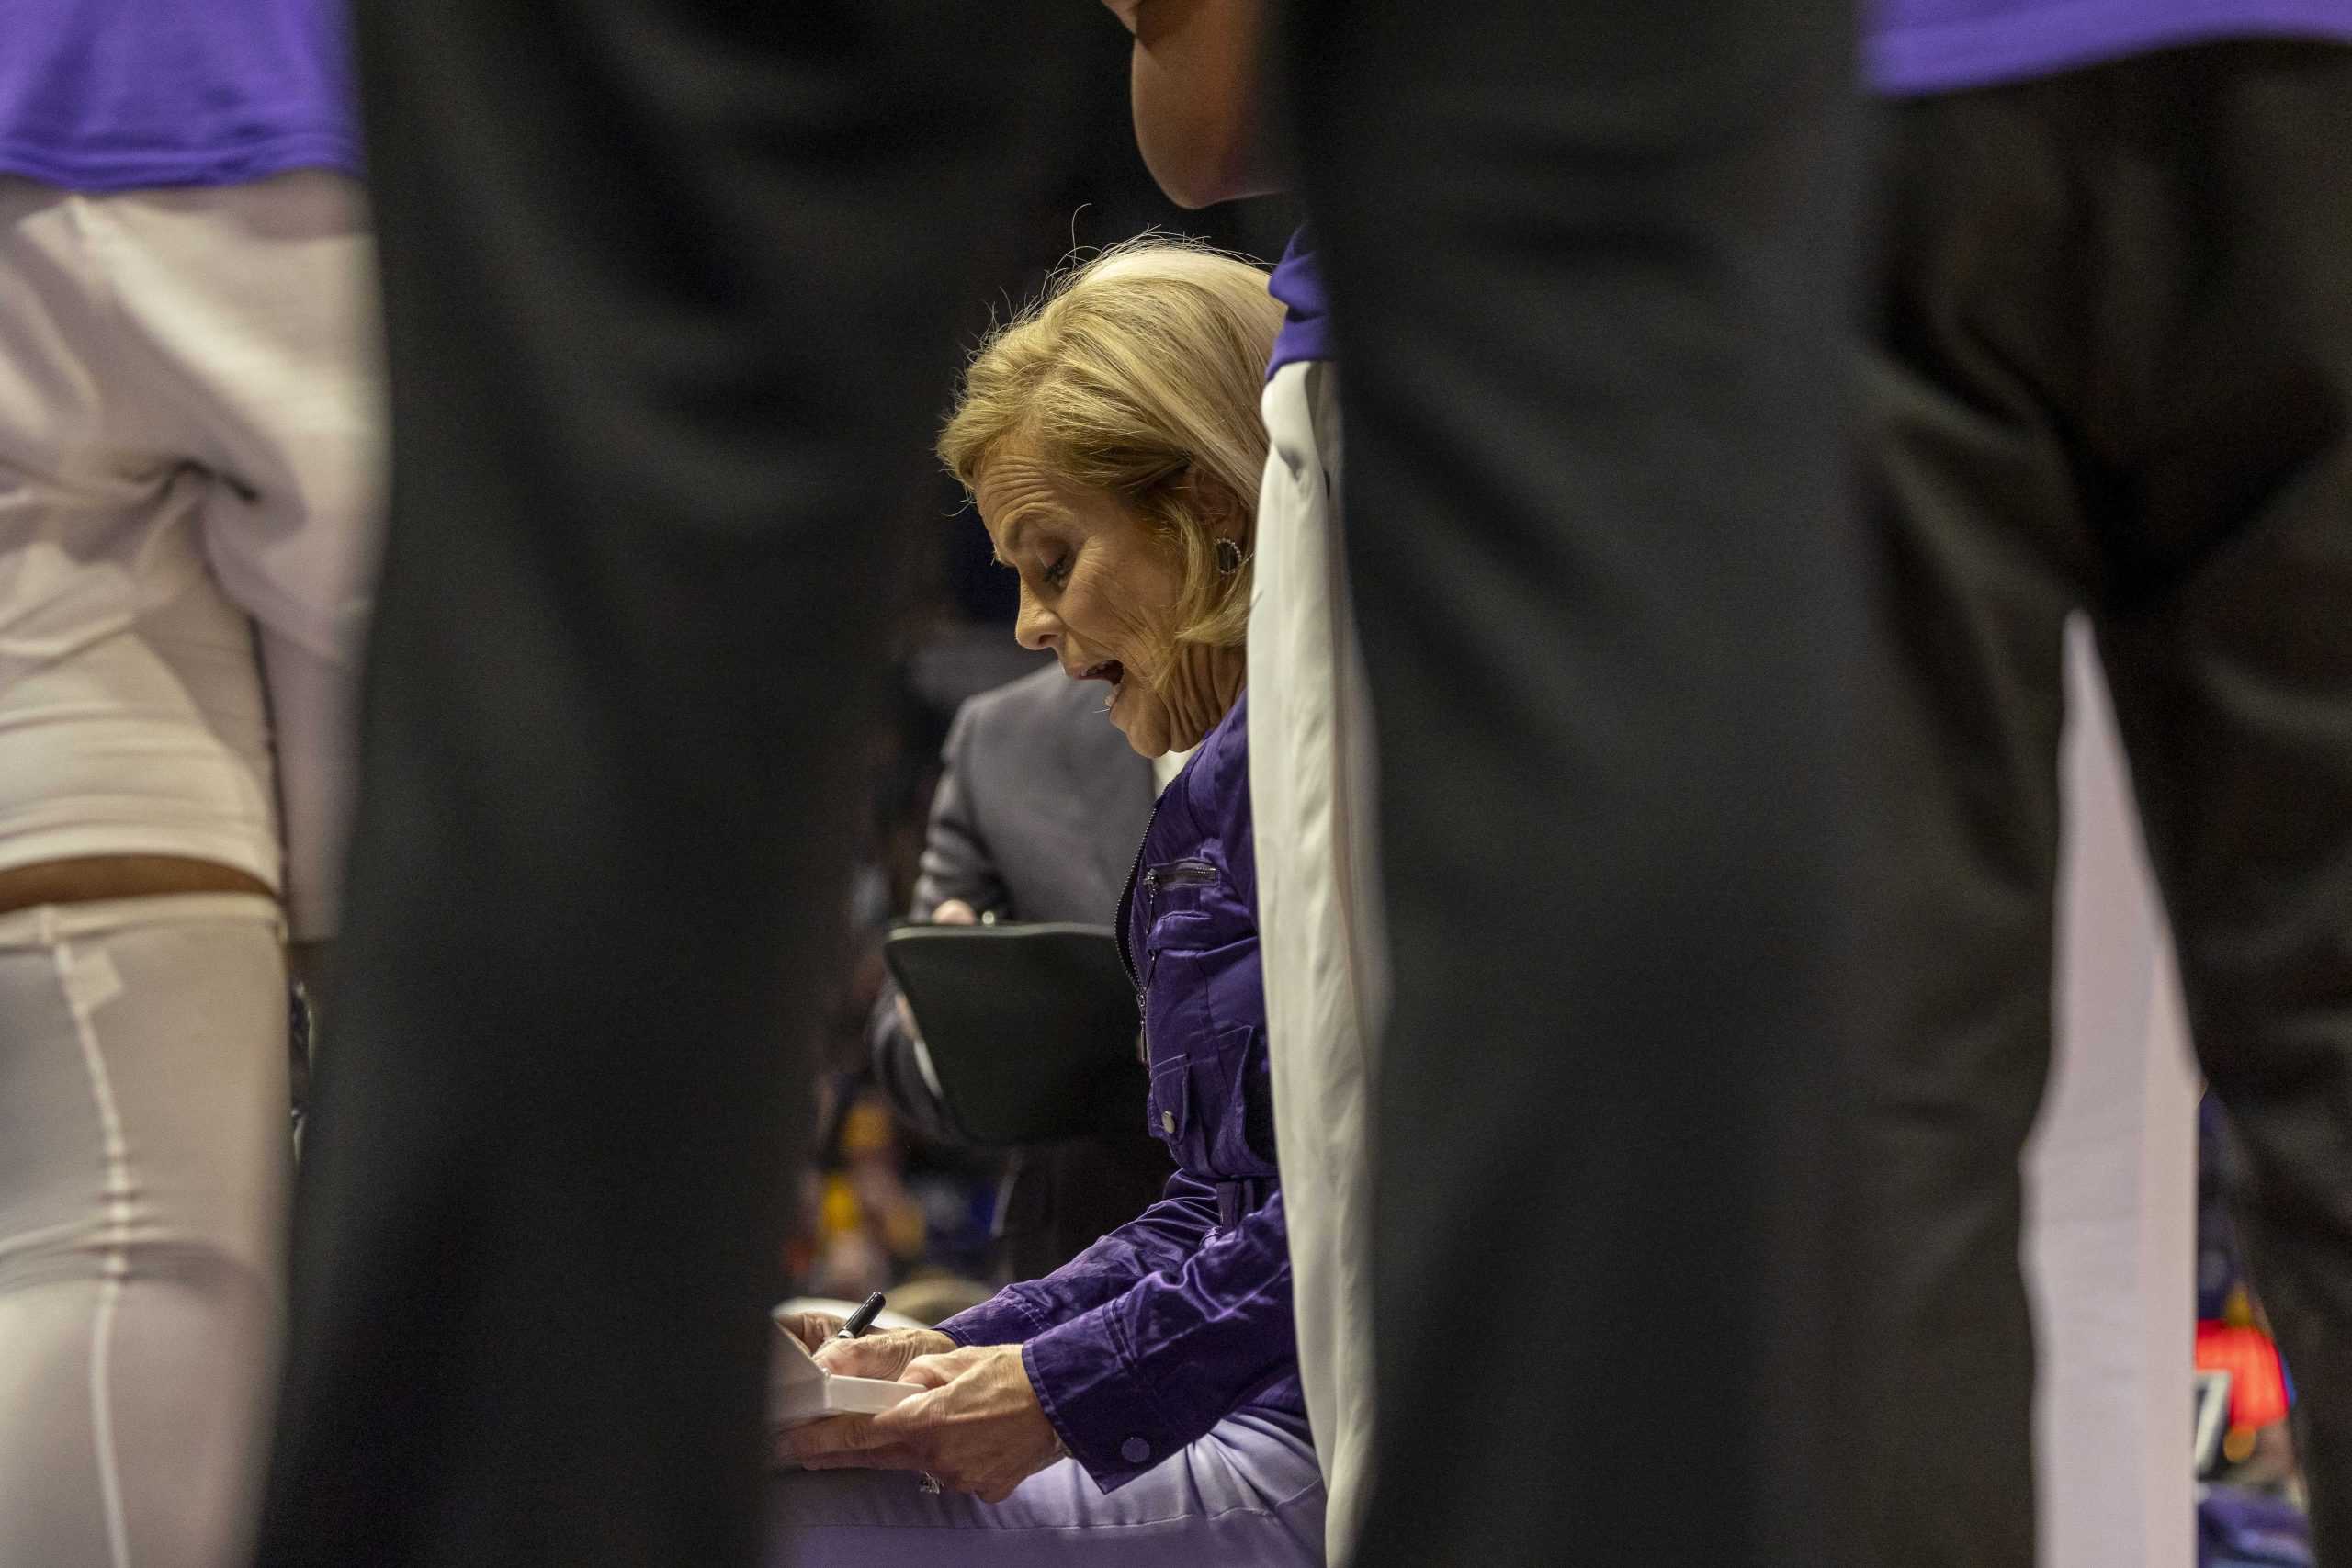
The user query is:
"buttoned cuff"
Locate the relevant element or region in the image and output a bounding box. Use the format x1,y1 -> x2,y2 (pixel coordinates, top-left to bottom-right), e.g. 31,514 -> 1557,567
936,1287 -> 1054,1349
1020,1313 -> 1183,1492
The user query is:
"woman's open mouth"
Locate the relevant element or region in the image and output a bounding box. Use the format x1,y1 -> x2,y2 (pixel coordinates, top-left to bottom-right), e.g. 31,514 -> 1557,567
1077,660 -> 1127,713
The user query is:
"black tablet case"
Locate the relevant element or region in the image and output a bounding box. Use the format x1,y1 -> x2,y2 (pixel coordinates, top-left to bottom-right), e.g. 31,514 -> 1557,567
882,921 -> 1145,1147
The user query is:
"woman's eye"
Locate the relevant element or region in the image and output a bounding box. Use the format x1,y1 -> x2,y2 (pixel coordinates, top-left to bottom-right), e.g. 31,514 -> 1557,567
1044,556 -> 1073,588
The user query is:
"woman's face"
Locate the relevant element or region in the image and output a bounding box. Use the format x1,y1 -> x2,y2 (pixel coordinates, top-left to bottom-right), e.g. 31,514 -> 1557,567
976,445 -> 1240,757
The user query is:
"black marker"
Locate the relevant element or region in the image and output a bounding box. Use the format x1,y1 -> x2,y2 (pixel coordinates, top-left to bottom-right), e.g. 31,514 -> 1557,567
833,1292 -> 887,1341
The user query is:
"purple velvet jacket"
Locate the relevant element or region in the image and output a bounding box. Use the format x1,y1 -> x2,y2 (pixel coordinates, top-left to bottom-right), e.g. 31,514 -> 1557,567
940,693 -> 1304,1490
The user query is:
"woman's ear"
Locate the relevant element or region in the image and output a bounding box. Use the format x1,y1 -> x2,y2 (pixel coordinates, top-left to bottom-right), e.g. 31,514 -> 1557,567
1177,466 -> 1251,545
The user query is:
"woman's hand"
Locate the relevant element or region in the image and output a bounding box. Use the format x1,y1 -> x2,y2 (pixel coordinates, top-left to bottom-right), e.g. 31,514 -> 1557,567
775,1312 -> 956,1382
822,1326 -> 957,1382
772,1310 -> 845,1353
778,1345 -> 1067,1503
824,1328 -> 959,1383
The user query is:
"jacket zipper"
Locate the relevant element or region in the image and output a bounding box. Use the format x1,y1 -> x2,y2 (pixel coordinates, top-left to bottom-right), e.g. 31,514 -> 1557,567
1133,859 -> 1216,1003
1114,803 -> 1161,997
1116,801 -> 1160,1067
1120,755 -> 1216,1060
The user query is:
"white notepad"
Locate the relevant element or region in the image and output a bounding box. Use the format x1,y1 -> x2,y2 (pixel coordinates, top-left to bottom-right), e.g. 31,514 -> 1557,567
769,1316 -> 922,1429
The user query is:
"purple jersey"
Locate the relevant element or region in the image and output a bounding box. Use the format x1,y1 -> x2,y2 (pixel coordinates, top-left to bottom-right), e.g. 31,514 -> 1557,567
1267,228 -> 1332,379
0,0 -> 358,190
1869,0 -> 2352,94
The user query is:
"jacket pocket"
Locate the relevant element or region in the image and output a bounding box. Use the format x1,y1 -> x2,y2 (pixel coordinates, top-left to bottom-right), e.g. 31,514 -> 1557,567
1141,858 -> 1220,949
1140,867 -> 1219,1010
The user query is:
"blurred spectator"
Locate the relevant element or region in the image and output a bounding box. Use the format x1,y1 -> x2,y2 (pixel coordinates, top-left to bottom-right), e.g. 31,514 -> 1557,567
2200,1097 -> 2307,1501
802,1094 -> 931,1300
792,671 -> 996,1301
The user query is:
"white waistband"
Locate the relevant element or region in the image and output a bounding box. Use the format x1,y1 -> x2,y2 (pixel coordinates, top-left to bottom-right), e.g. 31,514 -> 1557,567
0,893 -> 284,952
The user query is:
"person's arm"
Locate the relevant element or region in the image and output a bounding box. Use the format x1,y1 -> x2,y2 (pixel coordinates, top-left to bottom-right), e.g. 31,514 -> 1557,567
791,1185 -> 1294,1496
908,701 -> 1010,922
1017,1186 -> 1293,1488
866,702 -> 1008,1138
932,1170 -> 1222,1345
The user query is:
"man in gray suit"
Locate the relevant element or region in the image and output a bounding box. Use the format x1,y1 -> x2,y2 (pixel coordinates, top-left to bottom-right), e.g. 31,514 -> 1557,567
868,660 -> 1172,1280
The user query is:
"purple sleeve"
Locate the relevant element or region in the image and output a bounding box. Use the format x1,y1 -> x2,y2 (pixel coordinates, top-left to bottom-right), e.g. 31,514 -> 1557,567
937,1173 -> 1220,1347
1019,1188 -> 1295,1491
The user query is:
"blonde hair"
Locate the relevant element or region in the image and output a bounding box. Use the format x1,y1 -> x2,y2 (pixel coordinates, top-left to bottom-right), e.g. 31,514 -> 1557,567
939,237 -> 1283,656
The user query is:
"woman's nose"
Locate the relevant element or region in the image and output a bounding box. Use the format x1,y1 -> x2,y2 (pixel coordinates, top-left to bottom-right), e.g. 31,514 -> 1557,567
1013,589 -> 1058,653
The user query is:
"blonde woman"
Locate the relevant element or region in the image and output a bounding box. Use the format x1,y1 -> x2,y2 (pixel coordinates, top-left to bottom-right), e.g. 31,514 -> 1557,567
772,243 -> 1322,1567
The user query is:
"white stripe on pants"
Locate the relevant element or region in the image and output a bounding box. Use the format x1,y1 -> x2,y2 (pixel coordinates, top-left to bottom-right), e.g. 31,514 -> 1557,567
2023,626 -> 2199,1568
0,895 -> 288,1568
1248,359 -> 1383,1566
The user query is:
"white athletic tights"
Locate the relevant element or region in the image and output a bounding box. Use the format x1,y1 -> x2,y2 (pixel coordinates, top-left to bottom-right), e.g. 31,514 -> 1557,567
0,895 -> 288,1568
1249,359 -> 1383,1565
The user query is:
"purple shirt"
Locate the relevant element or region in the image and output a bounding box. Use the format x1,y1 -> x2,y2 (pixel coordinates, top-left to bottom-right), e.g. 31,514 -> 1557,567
1869,0 -> 2352,94
1267,228 -> 1332,380
941,694 -> 1306,1491
0,1 -> 359,190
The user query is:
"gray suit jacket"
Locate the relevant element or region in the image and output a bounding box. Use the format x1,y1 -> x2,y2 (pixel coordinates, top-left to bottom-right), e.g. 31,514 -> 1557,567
906,661 -> 1154,931
867,662 -> 1168,1277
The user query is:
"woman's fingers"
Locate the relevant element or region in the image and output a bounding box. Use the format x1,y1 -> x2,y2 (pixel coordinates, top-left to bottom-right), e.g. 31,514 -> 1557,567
777,1413 -> 888,1465
814,1326 -> 956,1380
777,1345 -> 1063,1497
898,1348 -> 985,1391
797,1443 -> 926,1472
773,1311 -> 846,1352
863,1345 -> 1065,1500
773,1408 -> 932,1476
815,1337 -> 902,1379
